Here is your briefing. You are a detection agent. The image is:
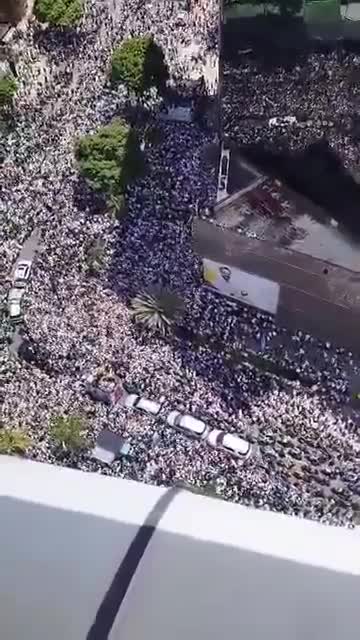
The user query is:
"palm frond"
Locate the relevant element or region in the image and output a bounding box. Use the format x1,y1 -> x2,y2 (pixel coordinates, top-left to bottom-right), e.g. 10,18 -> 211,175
130,287 -> 184,335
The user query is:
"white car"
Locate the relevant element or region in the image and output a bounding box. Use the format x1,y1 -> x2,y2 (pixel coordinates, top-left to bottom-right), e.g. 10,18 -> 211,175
13,260 -> 32,287
269,116 -> 297,127
8,288 -> 24,322
207,429 -> 252,460
167,410 -> 208,439
122,393 -> 161,416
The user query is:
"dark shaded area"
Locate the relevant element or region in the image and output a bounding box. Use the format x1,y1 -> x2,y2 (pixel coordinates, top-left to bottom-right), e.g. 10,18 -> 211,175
226,145 -> 258,194
222,19 -> 360,236
223,15 -> 310,64
222,14 -> 360,62
32,22 -> 89,54
173,325 -> 316,388
242,140 -> 360,235
87,487 -> 180,639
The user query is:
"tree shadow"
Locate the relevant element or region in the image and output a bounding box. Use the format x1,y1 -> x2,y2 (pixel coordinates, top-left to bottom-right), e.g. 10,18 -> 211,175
223,14 -> 310,68
32,23 -> 88,56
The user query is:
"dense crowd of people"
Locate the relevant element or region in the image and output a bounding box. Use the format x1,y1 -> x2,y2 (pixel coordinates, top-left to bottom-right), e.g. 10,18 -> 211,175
223,49 -> 360,174
1,0 -> 360,528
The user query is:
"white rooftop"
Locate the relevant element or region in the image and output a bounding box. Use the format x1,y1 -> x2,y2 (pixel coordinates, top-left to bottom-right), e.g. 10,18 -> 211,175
1,456 -> 359,639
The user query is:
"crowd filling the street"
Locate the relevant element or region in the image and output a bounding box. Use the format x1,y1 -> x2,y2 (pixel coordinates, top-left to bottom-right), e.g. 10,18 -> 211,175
1,0 -> 360,528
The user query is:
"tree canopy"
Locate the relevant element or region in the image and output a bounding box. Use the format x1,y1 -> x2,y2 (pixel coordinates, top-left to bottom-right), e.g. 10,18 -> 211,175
75,118 -> 144,202
34,0 -> 84,27
50,415 -> 87,451
111,36 -> 169,96
0,74 -> 18,108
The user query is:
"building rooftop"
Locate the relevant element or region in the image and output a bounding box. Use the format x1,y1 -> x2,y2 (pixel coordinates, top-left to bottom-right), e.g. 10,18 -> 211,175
214,150 -> 360,273
1,456 -> 360,639
194,147 -> 360,348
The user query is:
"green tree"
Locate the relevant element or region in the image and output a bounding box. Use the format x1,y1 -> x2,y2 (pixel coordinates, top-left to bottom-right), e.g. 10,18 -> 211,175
0,429 -> 31,455
0,74 -> 18,108
130,287 -> 185,336
85,238 -> 106,274
111,36 -> 169,97
50,415 -> 87,451
75,118 -> 144,202
34,0 -> 84,27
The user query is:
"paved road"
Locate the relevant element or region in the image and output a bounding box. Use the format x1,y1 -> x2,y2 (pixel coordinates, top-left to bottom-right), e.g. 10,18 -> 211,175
8,228 -> 41,358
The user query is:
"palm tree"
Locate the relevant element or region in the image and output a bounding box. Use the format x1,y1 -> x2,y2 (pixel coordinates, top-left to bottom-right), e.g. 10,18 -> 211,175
130,287 -> 184,336
0,429 -> 31,455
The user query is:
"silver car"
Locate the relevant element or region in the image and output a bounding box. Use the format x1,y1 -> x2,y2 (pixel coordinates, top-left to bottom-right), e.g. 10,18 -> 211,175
122,393 -> 161,416
167,410 -> 208,439
207,429 -> 252,460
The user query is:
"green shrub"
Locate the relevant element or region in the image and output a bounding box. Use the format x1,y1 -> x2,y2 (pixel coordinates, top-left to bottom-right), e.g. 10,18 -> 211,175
111,36 -> 169,96
85,238 -> 106,273
0,429 -> 31,455
0,74 -> 18,108
75,119 -> 144,202
50,415 -> 87,451
34,0 -> 84,27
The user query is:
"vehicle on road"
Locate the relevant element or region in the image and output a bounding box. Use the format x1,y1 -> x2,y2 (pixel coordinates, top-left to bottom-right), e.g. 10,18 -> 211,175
167,410 -> 208,439
207,429 -> 252,460
268,116 -> 297,127
8,288 -> 24,322
13,260 -> 32,287
122,393 -> 161,416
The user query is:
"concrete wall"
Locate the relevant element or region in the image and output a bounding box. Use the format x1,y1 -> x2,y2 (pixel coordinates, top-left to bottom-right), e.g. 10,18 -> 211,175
2,458 -> 360,640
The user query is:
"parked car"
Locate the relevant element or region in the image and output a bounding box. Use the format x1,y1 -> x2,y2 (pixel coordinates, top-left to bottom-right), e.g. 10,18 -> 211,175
167,410 -> 208,439
13,260 -> 32,287
268,116 -> 297,128
8,288 -> 24,322
207,429 -> 252,460
122,393 -> 161,416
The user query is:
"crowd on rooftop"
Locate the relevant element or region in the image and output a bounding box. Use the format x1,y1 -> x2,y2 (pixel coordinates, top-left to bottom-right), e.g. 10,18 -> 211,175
1,0 -> 360,527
